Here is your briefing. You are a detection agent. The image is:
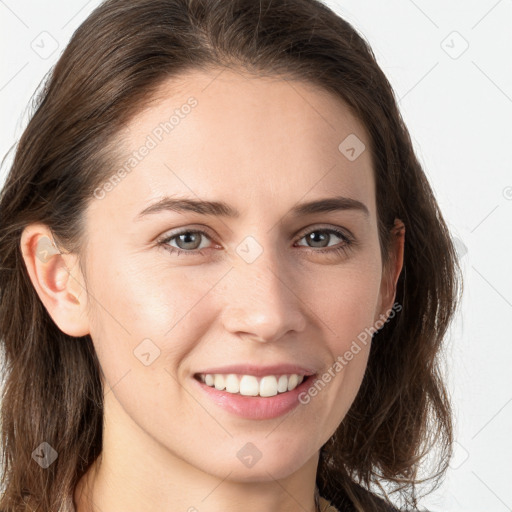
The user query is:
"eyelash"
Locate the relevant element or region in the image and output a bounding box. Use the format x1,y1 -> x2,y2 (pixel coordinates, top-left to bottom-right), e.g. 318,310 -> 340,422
157,226 -> 355,258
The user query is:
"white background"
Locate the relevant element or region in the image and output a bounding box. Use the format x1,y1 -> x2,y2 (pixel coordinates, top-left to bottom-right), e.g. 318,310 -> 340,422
1,1 -> 511,510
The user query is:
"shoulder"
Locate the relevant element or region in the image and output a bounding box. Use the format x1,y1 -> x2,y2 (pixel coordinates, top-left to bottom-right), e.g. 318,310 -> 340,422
318,496 -> 342,512
320,488 -> 424,512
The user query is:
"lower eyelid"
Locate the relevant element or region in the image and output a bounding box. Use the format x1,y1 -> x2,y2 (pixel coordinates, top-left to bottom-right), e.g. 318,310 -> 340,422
159,231 -> 213,250
160,228 -> 352,254
295,229 -> 351,247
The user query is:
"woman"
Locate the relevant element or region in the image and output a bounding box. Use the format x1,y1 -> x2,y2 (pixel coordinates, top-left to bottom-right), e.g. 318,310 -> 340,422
0,0 -> 462,511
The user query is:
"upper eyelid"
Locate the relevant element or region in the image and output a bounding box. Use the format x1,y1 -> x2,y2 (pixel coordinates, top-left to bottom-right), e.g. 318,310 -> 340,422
158,225 -> 216,243
295,225 -> 351,239
159,224 -> 352,245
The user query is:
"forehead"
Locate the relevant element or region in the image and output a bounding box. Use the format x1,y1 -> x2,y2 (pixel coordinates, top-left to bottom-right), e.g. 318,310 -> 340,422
89,68 -> 376,224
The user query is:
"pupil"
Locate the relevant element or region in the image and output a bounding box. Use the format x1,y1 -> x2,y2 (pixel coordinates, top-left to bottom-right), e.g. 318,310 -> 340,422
179,232 -> 199,249
309,231 -> 327,247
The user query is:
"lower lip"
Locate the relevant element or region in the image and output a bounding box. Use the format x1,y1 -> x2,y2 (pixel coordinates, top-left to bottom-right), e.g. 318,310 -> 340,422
193,375 -> 315,420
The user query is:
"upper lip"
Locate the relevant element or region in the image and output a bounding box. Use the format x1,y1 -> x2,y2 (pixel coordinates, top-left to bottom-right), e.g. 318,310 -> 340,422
194,363 -> 317,377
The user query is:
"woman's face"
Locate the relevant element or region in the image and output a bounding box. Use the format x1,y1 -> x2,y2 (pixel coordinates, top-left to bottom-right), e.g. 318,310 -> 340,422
78,68 -> 399,481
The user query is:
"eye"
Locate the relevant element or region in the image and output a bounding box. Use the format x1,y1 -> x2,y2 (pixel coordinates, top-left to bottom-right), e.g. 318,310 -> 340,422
158,229 -> 214,256
157,226 -> 354,257
294,227 -> 353,256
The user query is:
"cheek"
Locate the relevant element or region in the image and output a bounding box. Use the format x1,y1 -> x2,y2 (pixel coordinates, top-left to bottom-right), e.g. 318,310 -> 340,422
86,228 -> 382,356
87,244 -> 203,329
297,259 -> 381,421
84,247 -> 223,376
87,240 -> 382,370
305,257 -> 383,339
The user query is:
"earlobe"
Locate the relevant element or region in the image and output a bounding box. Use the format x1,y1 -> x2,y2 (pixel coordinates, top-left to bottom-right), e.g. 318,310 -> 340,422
20,223 -> 90,337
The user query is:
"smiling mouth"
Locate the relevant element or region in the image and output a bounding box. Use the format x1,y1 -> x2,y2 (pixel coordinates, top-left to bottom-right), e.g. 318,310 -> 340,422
194,372 -> 313,397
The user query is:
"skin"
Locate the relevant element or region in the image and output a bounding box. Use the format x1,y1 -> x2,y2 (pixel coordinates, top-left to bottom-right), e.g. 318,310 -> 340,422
20,68 -> 404,512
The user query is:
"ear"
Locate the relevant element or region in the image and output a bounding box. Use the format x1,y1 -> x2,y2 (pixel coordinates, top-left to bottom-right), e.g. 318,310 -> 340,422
20,223 -> 90,337
376,218 -> 405,321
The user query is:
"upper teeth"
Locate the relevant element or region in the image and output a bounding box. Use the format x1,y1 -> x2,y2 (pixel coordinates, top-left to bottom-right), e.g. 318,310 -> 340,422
199,373 -> 305,397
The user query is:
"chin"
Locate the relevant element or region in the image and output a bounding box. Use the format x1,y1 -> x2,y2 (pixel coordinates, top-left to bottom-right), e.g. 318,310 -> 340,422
199,438 -> 317,482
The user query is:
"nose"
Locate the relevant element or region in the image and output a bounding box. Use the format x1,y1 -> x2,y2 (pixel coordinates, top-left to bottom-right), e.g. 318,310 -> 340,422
219,243 -> 308,343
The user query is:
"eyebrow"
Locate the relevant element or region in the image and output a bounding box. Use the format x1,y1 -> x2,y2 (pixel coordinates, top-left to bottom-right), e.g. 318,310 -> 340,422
135,195 -> 370,221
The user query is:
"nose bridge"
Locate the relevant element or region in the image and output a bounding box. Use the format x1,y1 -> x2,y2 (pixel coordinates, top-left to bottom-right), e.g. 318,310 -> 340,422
220,235 -> 306,342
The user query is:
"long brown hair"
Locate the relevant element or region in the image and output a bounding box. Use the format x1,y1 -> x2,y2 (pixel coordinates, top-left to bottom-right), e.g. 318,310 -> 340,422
0,1 -> 462,510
